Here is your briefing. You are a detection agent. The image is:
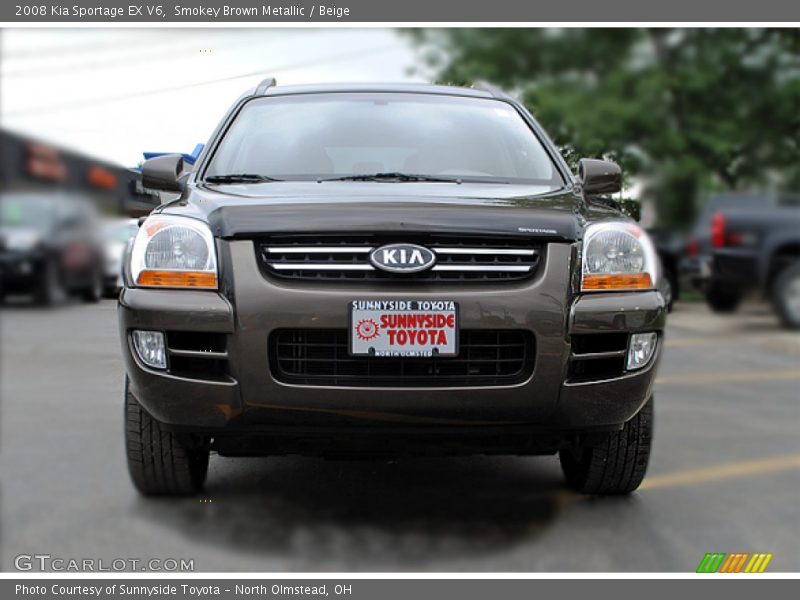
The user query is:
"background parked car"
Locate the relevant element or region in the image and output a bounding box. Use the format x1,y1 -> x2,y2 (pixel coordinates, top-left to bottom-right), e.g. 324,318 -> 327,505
680,193 -> 754,307
648,228 -> 685,312
680,192 -> 800,327
0,192 -> 105,305
101,218 -> 139,298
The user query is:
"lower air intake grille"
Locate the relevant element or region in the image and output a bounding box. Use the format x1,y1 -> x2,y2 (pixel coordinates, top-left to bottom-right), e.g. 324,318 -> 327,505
164,331 -> 231,383
567,333 -> 629,382
270,329 -> 535,387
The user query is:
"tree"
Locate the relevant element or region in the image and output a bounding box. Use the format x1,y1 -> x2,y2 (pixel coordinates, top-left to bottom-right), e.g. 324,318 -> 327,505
408,28 -> 800,228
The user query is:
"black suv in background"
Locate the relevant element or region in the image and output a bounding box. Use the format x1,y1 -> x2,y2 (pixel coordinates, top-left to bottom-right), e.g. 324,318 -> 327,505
121,80 -> 665,497
0,192 -> 105,305
681,192 -> 800,328
648,228 -> 684,311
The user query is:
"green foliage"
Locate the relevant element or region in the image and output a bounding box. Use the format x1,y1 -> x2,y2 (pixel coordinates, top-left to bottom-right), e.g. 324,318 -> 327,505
407,29 -> 800,228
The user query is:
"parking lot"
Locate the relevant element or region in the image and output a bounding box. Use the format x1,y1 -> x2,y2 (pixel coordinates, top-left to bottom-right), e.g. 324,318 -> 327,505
1,299 -> 798,572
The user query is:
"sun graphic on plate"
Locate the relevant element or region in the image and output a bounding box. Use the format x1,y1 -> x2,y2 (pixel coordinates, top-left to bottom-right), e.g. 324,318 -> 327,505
355,318 -> 380,341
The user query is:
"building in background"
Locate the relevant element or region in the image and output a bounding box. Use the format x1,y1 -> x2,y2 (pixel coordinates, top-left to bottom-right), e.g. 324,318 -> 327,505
0,129 -> 160,217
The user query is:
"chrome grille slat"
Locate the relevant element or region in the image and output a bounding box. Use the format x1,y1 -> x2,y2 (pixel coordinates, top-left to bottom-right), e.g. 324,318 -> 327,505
432,248 -> 536,256
271,263 -> 376,271
265,246 -> 373,253
258,235 -> 542,282
432,265 -> 531,273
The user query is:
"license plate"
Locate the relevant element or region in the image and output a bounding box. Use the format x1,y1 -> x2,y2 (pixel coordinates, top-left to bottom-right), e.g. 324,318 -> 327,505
349,300 -> 459,357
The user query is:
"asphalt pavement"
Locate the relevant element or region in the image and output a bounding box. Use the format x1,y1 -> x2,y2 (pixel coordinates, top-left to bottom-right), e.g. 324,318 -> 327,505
1,298 -> 798,572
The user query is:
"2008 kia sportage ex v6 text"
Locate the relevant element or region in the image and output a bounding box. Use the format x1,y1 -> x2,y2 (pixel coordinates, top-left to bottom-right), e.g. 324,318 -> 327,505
120,79 -> 665,496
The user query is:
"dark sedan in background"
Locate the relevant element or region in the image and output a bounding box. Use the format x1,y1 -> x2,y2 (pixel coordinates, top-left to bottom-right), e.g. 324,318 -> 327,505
0,192 -> 105,305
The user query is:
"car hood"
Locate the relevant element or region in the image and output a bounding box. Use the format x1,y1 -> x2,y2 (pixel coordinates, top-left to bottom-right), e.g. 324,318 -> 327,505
163,182 -> 595,242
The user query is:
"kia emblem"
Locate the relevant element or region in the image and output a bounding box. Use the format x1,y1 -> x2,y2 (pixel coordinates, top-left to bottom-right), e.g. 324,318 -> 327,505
369,243 -> 436,273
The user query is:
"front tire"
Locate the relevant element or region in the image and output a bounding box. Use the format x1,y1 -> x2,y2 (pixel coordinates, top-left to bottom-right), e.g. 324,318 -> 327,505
34,258 -> 65,306
103,284 -> 121,299
125,379 -> 209,496
81,268 -> 103,303
705,284 -> 741,313
559,397 -> 653,495
772,261 -> 800,330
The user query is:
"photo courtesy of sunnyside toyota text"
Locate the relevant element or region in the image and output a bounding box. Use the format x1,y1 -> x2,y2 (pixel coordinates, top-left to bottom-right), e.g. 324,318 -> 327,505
0,0 -> 798,595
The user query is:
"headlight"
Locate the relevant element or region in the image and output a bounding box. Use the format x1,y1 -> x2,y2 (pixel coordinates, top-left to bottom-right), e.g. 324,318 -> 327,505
129,214 -> 217,289
581,222 -> 658,292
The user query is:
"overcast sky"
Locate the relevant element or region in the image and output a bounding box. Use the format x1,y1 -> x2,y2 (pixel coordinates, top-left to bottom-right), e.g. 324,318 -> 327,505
1,29 -> 420,167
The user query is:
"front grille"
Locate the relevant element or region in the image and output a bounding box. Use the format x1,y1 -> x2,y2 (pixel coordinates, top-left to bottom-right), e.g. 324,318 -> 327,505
257,234 -> 541,282
270,329 -> 535,387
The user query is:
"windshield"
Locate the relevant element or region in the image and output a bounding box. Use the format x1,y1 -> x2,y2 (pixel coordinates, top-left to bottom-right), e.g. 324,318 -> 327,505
0,196 -> 55,229
205,93 -> 564,185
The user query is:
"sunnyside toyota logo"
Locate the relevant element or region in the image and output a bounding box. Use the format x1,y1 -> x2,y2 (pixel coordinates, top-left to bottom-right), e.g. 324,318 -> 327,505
355,318 -> 381,341
369,243 -> 436,274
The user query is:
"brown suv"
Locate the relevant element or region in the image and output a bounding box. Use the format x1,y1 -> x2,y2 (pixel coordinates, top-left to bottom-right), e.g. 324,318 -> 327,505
120,80 -> 665,497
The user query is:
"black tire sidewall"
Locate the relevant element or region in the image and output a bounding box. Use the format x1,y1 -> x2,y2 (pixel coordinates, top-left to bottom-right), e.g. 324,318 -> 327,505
705,284 -> 742,313
35,257 -> 64,306
82,268 -> 103,303
772,262 -> 800,329
124,377 -> 209,495
559,397 -> 654,495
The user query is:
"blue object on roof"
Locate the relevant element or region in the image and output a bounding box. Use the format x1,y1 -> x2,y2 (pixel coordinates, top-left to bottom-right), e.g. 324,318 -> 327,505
142,143 -> 204,166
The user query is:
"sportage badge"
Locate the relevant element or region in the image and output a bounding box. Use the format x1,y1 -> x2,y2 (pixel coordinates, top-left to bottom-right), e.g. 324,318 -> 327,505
369,243 -> 436,273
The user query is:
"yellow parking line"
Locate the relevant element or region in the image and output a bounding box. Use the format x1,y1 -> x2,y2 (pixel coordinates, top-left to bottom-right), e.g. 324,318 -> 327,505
655,369 -> 800,385
665,338 -> 731,347
641,453 -> 800,490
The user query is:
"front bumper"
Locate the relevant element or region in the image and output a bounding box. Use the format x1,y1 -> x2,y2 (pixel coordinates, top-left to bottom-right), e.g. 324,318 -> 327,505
119,240 -> 665,437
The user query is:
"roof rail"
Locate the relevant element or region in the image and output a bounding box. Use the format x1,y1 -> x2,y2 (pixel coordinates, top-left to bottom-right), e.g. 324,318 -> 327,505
255,77 -> 277,95
471,80 -> 507,98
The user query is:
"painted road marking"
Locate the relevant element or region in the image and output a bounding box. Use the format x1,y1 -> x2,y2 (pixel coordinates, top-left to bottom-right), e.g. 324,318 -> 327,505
655,369 -> 800,385
641,453 -> 800,490
665,336 -> 800,355
665,338 -> 736,347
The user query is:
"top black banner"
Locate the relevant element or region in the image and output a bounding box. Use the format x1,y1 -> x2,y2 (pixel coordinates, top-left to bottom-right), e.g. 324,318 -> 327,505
3,0 -> 800,22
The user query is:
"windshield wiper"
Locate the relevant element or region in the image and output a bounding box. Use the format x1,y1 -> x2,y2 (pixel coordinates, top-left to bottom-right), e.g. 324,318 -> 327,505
205,174 -> 283,184
317,172 -> 464,183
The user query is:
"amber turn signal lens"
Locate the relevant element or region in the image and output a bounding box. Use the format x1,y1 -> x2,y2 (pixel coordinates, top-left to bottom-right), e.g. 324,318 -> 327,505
582,273 -> 653,291
136,270 -> 218,289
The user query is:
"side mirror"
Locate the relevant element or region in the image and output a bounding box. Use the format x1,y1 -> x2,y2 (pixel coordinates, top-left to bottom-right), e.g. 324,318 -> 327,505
578,158 -> 622,196
141,154 -> 185,192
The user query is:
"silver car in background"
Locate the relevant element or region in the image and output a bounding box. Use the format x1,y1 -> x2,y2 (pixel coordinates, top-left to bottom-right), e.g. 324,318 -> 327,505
101,218 -> 139,297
